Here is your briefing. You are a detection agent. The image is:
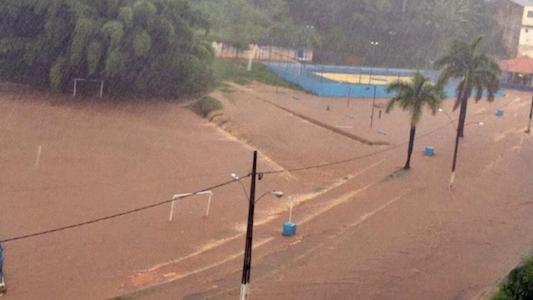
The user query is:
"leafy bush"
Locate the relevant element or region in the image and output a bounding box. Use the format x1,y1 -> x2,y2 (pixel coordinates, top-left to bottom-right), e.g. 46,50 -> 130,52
493,257 -> 533,300
199,96 -> 223,117
0,0 -> 213,99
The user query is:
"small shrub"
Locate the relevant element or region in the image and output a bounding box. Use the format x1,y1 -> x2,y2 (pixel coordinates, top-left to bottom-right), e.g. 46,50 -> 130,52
493,256 -> 533,300
199,96 -> 223,117
219,83 -> 234,93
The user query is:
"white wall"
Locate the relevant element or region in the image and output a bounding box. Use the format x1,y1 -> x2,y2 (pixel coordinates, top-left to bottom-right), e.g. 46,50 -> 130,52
518,43 -> 533,57
519,26 -> 533,45
519,6 -> 533,56
211,42 -> 313,62
523,6 -> 533,26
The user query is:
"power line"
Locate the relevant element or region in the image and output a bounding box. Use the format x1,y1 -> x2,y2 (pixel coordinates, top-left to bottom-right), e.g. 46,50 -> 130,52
2,168 -> 249,194
1,96 -> 519,243
0,118 -> 460,243
262,119 -> 456,175
261,95 -> 520,176
0,176 -> 250,243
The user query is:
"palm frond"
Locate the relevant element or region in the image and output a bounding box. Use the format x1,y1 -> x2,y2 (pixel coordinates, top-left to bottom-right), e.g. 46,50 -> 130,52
385,96 -> 400,113
437,36 -> 500,111
386,71 -> 443,127
386,80 -> 411,94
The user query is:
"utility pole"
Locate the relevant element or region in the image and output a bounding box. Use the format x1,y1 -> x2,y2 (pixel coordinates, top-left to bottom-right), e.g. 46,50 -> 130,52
347,87 -> 352,107
526,95 -> 533,134
370,86 -> 377,128
240,151 -> 258,300
369,40 -> 379,85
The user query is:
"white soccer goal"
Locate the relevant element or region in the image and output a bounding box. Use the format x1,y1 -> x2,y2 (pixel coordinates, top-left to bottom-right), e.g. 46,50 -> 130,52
72,78 -> 104,98
168,191 -> 214,222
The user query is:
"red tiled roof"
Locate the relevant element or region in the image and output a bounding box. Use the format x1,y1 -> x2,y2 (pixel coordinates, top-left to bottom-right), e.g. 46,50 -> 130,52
500,56 -> 533,74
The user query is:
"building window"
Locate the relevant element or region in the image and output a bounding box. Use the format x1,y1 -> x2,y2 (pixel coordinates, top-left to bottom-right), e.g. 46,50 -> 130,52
528,11 -> 533,18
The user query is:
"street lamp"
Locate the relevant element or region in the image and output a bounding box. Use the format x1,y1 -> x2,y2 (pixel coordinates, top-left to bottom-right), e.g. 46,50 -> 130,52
368,40 -> 380,128
305,25 -> 315,51
257,190 -> 284,202
438,107 -> 454,122
526,95 -> 533,134
236,151 -> 284,300
369,41 -> 380,84
240,189 -> 284,300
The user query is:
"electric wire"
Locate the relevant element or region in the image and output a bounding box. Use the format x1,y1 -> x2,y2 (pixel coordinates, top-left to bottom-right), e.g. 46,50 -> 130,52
1,94 -> 523,243
0,175 -> 250,243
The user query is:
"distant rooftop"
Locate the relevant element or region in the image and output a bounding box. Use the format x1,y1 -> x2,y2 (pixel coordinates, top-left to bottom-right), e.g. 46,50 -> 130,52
500,55 -> 533,74
510,0 -> 533,6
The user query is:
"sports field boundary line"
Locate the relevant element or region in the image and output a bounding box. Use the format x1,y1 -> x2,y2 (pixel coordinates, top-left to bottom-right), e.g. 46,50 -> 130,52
225,82 -> 389,146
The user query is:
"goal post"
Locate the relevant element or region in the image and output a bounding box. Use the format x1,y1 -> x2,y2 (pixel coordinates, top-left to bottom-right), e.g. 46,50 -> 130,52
168,191 -> 214,222
72,78 -> 104,98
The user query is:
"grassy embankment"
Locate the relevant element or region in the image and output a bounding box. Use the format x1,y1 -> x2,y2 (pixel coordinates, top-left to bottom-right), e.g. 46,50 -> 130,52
492,256 -> 533,299
212,58 -> 299,91
193,58 -> 299,118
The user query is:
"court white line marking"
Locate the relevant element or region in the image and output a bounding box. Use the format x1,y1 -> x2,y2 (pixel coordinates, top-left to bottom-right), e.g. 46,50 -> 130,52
494,128 -> 518,143
132,237 -> 274,288
132,188 -> 409,292
347,192 -> 409,228
513,134 -> 526,153
133,159 -> 386,279
34,145 -> 42,169
142,233 -> 243,273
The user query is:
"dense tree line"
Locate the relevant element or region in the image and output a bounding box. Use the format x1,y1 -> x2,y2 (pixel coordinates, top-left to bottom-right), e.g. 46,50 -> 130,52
0,0 -> 213,98
0,0 -> 509,97
298,0 -> 507,67
191,0 -> 320,50
197,0 -> 507,68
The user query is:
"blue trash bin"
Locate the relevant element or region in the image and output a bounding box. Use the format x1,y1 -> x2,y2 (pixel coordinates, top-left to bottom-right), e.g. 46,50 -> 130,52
424,146 -> 435,157
282,222 -> 297,237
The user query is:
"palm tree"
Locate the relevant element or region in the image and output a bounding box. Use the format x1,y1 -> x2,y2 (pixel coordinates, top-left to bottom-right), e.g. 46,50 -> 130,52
386,72 -> 444,170
434,36 -> 501,138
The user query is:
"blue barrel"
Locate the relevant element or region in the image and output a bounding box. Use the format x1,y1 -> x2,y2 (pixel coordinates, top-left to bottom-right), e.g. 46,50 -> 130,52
424,146 -> 435,157
282,222 -> 297,237
496,109 -> 504,117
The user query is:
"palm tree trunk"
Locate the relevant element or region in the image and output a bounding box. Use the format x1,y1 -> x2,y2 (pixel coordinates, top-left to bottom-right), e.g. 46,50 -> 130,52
404,126 -> 417,170
458,89 -> 469,138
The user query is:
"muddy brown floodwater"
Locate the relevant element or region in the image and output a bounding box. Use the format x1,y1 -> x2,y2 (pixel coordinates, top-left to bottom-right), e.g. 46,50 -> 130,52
1,82 -> 532,299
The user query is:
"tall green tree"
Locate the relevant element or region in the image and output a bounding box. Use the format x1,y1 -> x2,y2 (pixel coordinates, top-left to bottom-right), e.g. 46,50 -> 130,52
192,0 -> 269,50
191,0 -> 319,50
386,72 -> 443,170
187,0 -> 506,67
0,0 -> 213,98
286,0 -> 505,67
435,37 -> 501,137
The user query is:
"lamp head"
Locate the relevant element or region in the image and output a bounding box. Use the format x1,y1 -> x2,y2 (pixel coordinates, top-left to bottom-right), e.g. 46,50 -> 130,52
271,190 -> 284,198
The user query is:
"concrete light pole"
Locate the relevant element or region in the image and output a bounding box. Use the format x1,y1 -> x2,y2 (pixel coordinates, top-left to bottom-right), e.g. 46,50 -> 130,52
369,41 -> 379,85
526,95 -> 533,134
449,121 -> 484,189
239,151 -> 283,300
